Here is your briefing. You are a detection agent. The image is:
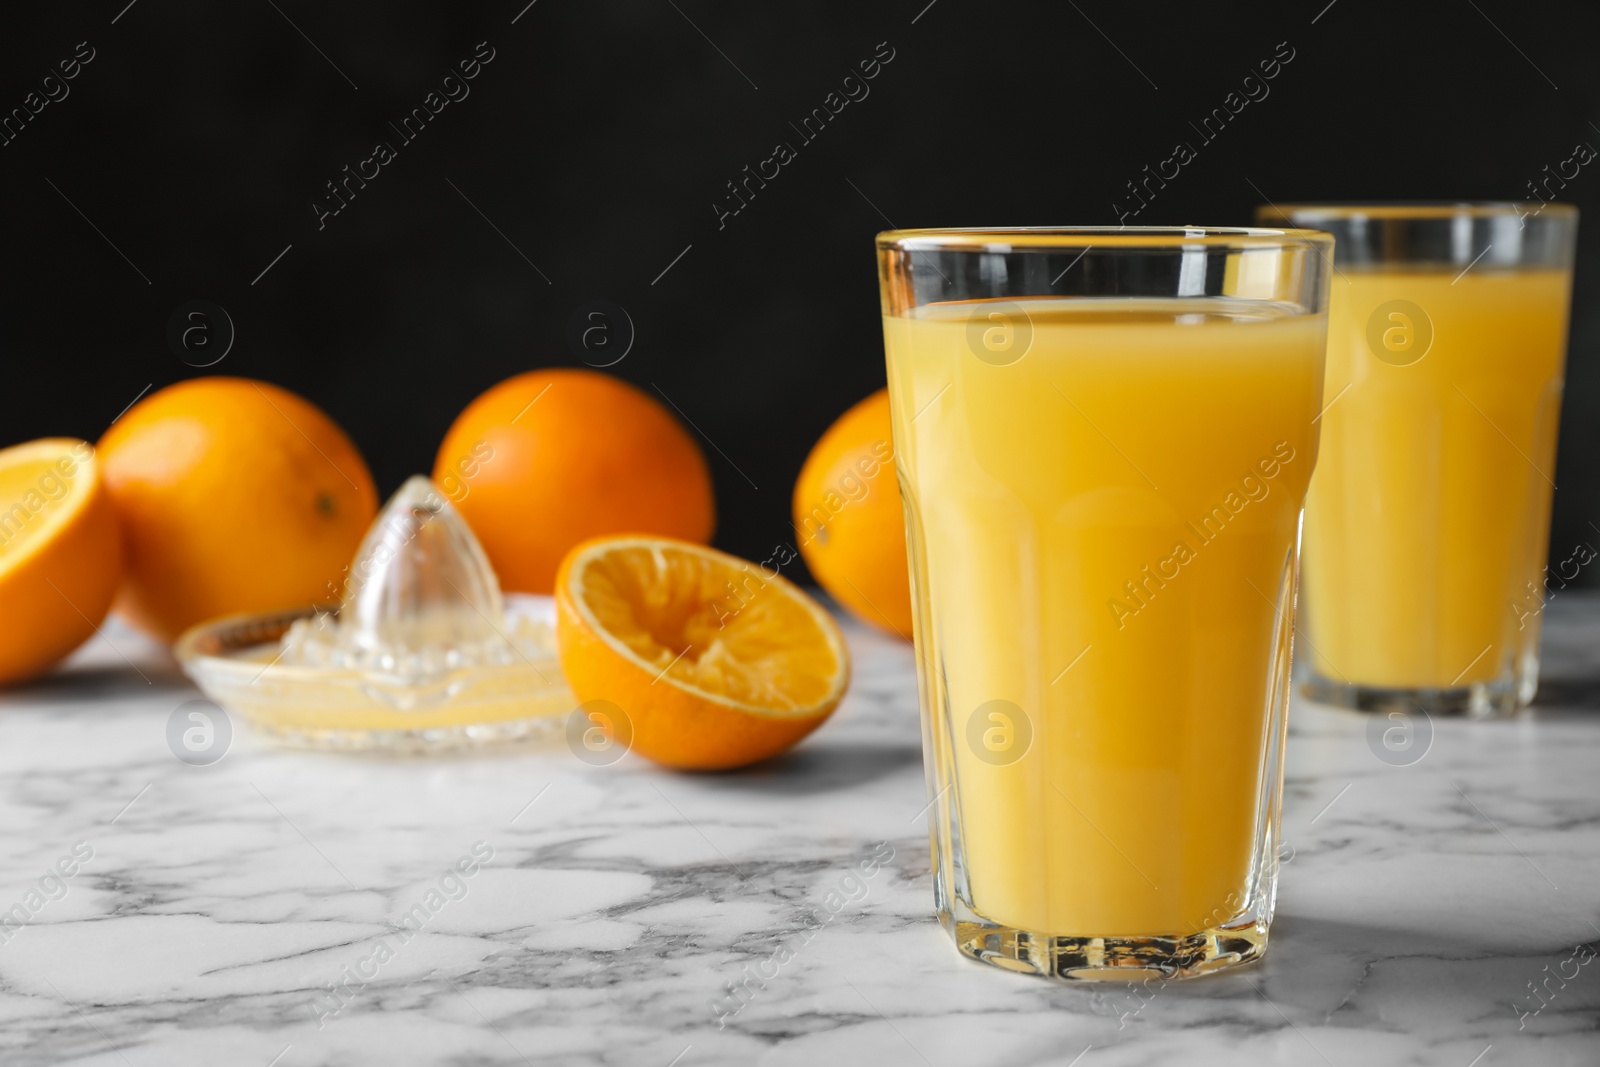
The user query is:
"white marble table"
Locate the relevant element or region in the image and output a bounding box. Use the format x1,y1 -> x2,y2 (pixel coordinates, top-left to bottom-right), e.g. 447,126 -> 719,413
2,594 -> 1598,1067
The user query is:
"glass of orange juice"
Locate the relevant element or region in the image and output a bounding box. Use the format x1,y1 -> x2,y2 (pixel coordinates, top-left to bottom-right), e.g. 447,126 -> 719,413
878,227 -> 1334,980
1258,204 -> 1578,716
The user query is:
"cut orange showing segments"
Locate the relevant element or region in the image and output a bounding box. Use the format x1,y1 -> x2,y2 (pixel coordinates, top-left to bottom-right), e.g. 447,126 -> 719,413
555,535 -> 850,770
0,438 -> 122,686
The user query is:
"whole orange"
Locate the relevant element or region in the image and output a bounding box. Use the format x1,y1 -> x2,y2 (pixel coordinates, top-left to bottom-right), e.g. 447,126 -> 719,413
99,377 -> 377,642
0,438 -> 122,685
434,369 -> 715,594
793,389 -> 913,638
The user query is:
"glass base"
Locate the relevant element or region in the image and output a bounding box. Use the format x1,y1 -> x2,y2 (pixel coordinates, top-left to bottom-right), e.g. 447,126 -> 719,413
242,712 -> 566,754
1302,672 -> 1519,717
176,605 -> 577,754
944,903 -> 1268,982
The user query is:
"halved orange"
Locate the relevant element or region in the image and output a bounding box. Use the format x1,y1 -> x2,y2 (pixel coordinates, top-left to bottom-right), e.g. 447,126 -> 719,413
555,535 -> 850,770
0,438 -> 122,686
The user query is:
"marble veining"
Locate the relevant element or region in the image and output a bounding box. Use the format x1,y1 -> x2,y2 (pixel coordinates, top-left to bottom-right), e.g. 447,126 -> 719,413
1,595 -> 1599,1066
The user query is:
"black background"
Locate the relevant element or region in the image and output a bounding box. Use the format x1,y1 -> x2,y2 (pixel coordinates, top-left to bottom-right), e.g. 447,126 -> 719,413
3,1 -> 1597,583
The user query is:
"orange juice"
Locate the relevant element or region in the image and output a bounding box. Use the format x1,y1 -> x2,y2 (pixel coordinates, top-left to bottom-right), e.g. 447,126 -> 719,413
885,298 -> 1324,935
1303,269 -> 1570,693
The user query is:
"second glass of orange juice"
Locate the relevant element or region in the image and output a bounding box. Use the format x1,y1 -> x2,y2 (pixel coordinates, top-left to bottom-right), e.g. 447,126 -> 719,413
1260,204 -> 1578,716
878,228 -> 1333,980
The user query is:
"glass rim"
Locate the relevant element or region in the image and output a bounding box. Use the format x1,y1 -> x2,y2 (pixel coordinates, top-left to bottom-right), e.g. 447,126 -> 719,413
876,226 -> 1334,252
1259,201 -> 1578,222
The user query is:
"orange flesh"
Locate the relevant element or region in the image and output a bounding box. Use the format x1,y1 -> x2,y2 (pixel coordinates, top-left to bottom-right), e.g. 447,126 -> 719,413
572,542 -> 844,713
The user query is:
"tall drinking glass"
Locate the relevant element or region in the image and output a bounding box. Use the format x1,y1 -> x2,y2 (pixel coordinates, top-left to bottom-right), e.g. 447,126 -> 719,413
1258,204 -> 1578,715
878,228 -> 1333,980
